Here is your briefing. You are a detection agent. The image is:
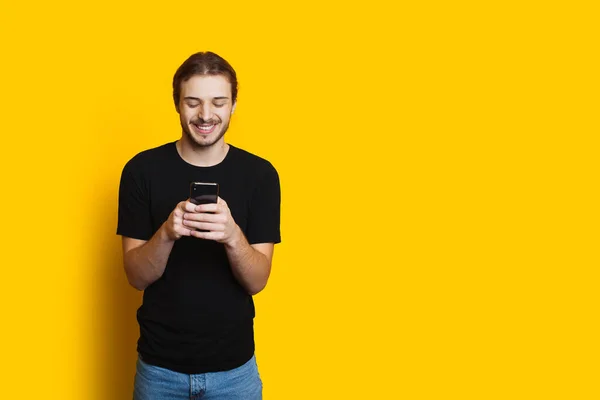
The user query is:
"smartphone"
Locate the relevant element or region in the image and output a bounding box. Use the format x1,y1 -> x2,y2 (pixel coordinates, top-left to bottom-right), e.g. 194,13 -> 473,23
189,182 -> 219,205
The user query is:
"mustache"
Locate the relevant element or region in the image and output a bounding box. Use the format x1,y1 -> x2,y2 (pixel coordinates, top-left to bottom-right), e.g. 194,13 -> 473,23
191,118 -> 220,125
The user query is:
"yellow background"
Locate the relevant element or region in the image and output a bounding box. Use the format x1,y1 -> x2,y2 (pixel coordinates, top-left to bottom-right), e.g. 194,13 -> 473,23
0,1 -> 598,399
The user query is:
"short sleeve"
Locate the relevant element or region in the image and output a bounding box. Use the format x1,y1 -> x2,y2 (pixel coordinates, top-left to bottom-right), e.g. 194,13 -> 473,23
246,163 -> 281,245
116,159 -> 153,241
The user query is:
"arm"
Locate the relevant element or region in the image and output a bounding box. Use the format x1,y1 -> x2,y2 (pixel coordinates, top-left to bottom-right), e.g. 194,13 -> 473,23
122,226 -> 174,291
224,226 -> 274,295
122,200 -> 197,290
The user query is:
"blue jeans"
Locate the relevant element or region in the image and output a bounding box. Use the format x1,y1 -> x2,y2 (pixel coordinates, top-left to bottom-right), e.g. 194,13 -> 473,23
133,354 -> 263,399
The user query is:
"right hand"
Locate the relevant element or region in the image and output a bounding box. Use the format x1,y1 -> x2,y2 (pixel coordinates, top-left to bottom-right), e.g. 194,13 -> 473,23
162,200 -> 198,241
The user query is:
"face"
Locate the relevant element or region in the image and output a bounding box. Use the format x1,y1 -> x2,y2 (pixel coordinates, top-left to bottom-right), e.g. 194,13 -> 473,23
177,74 -> 235,148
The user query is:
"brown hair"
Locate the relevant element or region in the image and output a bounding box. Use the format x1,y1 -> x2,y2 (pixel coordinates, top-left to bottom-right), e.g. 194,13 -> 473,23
172,51 -> 238,109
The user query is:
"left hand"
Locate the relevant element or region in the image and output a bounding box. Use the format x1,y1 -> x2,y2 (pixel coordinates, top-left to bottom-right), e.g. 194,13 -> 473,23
182,197 -> 240,244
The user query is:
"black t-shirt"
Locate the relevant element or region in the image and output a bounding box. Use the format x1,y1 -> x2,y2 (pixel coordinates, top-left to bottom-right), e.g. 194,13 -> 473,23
116,141 -> 281,374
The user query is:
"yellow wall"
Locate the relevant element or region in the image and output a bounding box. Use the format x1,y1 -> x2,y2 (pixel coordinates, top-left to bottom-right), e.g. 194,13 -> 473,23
0,1 -> 597,399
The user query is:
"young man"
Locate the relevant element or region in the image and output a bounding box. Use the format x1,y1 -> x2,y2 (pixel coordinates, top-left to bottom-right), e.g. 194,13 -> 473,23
116,51 -> 281,399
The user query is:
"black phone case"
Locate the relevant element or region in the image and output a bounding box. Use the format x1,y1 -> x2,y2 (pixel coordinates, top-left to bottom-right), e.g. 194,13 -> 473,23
190,182 -> 219,205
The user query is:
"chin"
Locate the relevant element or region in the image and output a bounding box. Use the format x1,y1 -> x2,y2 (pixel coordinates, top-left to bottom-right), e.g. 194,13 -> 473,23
187,128 -> 226,148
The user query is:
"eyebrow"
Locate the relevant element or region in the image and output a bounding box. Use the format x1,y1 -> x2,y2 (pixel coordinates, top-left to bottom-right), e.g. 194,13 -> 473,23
183,96 -> 230,101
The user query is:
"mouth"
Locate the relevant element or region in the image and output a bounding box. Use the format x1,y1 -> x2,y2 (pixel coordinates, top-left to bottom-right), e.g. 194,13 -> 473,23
192,122 -> 218,135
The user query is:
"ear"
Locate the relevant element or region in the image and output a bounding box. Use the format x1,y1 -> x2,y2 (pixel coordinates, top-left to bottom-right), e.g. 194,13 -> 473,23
231,102 -> 236,114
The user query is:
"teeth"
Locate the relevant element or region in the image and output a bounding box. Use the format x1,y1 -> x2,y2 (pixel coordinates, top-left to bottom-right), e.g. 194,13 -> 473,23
196,124 -> 215,132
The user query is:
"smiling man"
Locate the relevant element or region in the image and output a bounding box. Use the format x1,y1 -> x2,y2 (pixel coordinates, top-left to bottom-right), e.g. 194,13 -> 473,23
116,52 -> 281,400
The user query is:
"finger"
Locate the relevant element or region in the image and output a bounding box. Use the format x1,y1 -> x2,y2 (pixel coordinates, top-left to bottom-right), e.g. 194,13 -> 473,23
183,212 -> 222,223
217,197 -> 230,213
173,203 -> 185,218
175,211 -> 187,224
174,202 -> 192,217
190,229 -> 225,241
195,203 -> 219,213
182,221 -> 223,231
175,225 -> 193,237
183,200 -> 199,212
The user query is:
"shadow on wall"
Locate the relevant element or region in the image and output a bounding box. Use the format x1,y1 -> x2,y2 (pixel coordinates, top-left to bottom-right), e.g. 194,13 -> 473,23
94,186 -> 142,400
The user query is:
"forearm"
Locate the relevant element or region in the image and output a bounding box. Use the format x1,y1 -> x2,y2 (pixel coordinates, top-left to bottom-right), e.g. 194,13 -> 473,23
224,226 -> 271,295
124,225 -> 175,290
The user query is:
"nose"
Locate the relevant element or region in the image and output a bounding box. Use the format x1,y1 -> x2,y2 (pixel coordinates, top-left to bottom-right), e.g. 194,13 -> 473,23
198,103 -> 213,121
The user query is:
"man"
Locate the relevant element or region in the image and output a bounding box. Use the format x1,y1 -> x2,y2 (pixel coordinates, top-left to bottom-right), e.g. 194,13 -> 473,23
116,51 -> 281,399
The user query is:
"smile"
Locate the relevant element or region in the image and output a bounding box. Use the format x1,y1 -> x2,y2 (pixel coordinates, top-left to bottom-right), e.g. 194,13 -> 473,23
192,123 -> 217,134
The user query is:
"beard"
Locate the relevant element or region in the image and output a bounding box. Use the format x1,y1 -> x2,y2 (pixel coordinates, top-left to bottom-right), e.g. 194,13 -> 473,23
181,117 -> 230,148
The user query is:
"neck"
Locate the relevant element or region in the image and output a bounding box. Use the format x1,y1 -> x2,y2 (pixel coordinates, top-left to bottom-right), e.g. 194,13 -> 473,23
176,136 -> 229,167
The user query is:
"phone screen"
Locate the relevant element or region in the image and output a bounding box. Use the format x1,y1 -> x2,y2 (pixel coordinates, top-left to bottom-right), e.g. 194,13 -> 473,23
190,182 -> 219,205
